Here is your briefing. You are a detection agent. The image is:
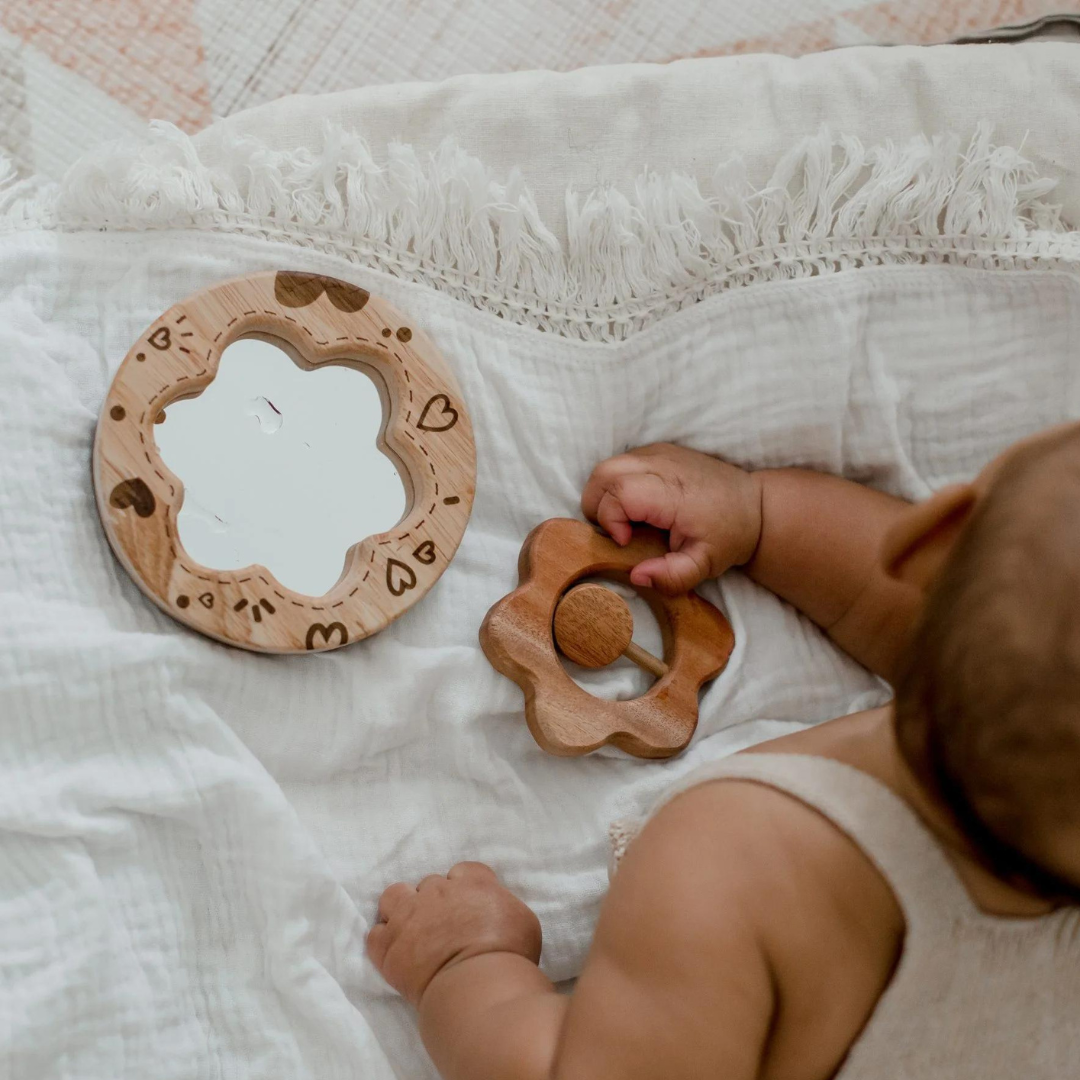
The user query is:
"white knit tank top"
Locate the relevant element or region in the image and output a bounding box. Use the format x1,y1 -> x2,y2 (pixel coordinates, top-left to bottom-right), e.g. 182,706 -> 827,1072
610,753 -> 1080,1079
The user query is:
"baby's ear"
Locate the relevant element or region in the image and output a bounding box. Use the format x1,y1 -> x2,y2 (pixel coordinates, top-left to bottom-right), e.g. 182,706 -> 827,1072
882,484 -> 978,592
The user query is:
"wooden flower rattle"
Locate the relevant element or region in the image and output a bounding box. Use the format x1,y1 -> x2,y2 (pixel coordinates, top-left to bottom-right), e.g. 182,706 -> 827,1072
480,518 -> 734,758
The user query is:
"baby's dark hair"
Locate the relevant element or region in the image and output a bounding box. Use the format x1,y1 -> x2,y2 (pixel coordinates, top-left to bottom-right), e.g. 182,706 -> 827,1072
894,426 -> 1080,899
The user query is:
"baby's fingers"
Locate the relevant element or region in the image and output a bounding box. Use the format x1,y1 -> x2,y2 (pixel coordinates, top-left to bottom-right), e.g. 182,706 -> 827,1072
582,471 -> 678,545
630,542 -> 712,595
366,921 -> 392,971
595,491 -> 633,545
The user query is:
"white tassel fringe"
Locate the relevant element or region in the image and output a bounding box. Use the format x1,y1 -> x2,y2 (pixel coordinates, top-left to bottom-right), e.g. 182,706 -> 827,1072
2,120 -> 1078,342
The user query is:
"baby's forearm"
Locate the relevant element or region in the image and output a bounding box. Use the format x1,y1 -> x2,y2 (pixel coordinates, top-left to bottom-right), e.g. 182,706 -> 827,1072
419,953 -> 568,1080
747,468 -> 920,680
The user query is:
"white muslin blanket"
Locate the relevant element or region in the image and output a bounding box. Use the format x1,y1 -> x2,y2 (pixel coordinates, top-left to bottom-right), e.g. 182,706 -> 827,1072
2,44 -> 1080,1080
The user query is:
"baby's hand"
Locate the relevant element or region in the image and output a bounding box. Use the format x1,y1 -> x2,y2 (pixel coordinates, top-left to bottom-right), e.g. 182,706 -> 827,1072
582,443 -> 762,593
366,862 -> 542,1007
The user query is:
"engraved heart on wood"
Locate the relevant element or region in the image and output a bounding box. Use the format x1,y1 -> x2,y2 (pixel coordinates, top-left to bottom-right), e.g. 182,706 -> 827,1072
305,621 -> 349,650
109,478 -> 156,518
417,394 -> 459,432
386,558 -> 417,596
412,540 -> 436,565
274,272 -> 370,313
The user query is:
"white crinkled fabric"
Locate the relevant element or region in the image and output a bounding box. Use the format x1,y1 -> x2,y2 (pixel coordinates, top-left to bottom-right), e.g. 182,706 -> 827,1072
2,43 -> 1080,1080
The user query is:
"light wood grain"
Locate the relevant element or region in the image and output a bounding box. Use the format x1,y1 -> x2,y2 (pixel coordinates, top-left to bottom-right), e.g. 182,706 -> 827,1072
479,518 -> 735,759
93,271 -> 475,654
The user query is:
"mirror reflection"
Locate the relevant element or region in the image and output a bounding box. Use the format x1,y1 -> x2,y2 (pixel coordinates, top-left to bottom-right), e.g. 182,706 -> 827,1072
155,338 -> 407,597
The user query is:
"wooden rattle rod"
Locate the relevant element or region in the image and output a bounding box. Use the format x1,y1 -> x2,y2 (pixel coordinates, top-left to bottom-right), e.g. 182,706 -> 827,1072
622,641 -> 669,678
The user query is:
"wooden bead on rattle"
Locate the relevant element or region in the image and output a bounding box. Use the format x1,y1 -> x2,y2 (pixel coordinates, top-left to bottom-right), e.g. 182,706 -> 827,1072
553,583 -> 669,678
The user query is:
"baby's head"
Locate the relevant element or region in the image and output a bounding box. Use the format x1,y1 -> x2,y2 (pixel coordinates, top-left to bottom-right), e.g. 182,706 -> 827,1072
889,424 -> 1080,900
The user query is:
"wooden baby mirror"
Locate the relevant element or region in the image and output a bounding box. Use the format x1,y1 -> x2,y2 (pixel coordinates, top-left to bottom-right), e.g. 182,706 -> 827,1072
93,271 -> 475,653
480,518 -> 734,758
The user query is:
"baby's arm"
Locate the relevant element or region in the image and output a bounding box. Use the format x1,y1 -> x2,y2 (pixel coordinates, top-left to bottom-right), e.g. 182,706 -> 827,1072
368,805 -> 777,1080
582,445 -> 920,679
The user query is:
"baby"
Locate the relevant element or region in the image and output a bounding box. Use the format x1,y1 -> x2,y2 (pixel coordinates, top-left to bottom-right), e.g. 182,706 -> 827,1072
367,426 -> 1080,1079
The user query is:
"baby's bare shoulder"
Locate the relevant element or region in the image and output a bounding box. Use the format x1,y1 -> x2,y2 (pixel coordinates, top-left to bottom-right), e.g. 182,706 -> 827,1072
627,777 -> 905,1078
557,777 -> 905,1079
642,776 -> 905,947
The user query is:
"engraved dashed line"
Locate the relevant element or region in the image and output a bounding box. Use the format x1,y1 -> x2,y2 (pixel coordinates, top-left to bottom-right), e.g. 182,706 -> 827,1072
349,586 -> 359,597
291,600 -> 304,607
434,482 -> 439,494
180,331 -> 193,338
238,577 -> 251,584
429,462 -> 436,475
429,502 -> 436,513
176,315 -> 187,323
331,601 -> 344,608
378,539 -> 392,545
178,346 -> 191,355
213,332 -> 223,344
273,590 -> 285,600
242,309 -> 256,316
405,411 -> 411,423
362,570 -> 370,582
415,518 -> 426,529
403,369 -> 410,383
405,431 -> 416,442
397,532 -> 411,541
421,446 -> 429,457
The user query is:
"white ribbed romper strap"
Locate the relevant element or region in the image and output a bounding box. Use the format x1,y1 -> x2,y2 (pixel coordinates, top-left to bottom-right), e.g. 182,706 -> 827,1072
648,752 -> 978,926
621,752 -> 1080,1080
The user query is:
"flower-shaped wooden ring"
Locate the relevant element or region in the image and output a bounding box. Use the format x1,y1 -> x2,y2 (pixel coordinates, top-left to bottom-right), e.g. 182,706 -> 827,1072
479,518 -> 735,758
93,271 -> 475,654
